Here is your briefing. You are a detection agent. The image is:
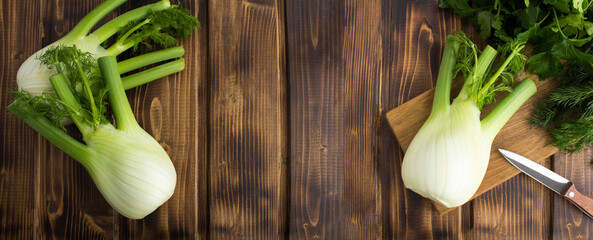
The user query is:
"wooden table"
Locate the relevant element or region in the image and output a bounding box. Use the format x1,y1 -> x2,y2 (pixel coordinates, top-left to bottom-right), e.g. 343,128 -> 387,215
2,0 -> 593,239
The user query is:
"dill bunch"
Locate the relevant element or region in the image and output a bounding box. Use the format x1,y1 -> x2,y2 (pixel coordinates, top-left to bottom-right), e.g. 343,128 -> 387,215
532,43 -> 593,153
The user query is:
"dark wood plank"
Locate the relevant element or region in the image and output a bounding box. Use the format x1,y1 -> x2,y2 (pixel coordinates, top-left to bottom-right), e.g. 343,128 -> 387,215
208,0 -> 288,238
376,0 -> 407,237
553,150 -> 593,239
342,0 -> 385,238
467,160 -> 552,239
286,0 -> 347,238
115,0 -> 210,239
431,207 -> 465,239
0,1 -> 43,238
37,0 -> 115,239
286,1 -> 389,238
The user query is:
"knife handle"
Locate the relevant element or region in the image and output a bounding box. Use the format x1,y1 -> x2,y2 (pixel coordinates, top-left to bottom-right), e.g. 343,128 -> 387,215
564,184 -> 593,219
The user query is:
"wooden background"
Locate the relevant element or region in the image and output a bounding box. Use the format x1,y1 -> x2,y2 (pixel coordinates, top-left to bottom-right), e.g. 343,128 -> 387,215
2,0 -> 593,239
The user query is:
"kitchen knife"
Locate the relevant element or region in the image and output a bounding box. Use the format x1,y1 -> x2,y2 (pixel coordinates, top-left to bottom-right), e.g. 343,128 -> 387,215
498,149 -> 593,218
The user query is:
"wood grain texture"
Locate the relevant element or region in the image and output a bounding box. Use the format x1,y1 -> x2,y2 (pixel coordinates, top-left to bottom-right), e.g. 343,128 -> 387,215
468,161 -> 552,239
343,0 -> 384,238
0,0 -> 43,238
386,73 -> 558,214
286,0 -> 347,238
208,0 -> 288,238
553,150 -> 593,240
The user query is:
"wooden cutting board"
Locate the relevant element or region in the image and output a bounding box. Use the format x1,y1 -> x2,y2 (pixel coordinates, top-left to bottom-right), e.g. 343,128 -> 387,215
386,72 -> 559,214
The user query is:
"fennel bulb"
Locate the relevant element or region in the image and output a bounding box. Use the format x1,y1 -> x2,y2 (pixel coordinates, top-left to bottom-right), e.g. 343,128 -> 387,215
84,124 -> 176,219
17,35 -> 109,96
17,0 -> 199,96
401,33 -> 537,208
9,50 -> 177,219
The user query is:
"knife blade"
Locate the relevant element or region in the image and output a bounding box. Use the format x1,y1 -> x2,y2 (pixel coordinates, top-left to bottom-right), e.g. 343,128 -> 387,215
498,149 -> 571,194
499,149 -> 593,219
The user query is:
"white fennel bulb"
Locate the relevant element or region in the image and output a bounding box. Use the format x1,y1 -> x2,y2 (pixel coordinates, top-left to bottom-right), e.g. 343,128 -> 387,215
401,33 -> 537,208
84,124 -> 176,219
17,35 -> 108,96
402,99 -> 491,207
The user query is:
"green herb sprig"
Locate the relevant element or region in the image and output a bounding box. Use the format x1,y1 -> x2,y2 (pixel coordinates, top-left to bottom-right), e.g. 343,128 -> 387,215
531,48 -> 593,153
